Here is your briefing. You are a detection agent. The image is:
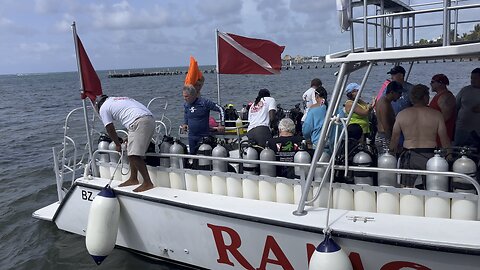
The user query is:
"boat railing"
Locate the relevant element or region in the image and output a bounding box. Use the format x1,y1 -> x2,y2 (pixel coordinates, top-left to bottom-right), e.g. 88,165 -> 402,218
53,106 -> 92,201
343,0 -> 480,55
147,96 -> 172,137
88,149 -> 480,203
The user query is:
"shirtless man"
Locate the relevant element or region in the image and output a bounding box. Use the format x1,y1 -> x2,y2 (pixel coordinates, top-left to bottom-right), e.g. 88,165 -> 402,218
386,65 -> 414,115
455,67 -> 480,146
390,84 -> 450,188
375,81 -> 403,153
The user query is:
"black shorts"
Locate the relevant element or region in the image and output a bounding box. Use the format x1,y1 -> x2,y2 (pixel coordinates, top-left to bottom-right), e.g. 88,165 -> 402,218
399,148 -> 435,188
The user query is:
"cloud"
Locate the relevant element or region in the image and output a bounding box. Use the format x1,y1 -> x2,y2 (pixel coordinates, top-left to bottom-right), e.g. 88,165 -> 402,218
54,13 -> 74,32
197,0 -> 243,16
289,0 -> 335,14
19,42 -> 60,53
34,0 -> 76,14
0,17 -> 13,27
91,1 -> 169,30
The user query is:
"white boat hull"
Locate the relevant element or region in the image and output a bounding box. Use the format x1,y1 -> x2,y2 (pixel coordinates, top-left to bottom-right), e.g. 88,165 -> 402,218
47,178 -> 480,270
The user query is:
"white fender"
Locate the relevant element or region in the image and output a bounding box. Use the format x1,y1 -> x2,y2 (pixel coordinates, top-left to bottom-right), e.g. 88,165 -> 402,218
336,0 -> 351,31
309,233 -> 353,270
85,185 -> 120,265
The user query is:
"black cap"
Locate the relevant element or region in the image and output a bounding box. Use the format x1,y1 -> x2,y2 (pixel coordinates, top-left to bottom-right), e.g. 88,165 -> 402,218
387,66 -> 406,75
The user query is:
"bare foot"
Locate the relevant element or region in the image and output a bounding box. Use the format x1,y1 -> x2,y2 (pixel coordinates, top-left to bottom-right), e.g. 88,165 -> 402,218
119,179 -> 139,187
133,182 -> 154,192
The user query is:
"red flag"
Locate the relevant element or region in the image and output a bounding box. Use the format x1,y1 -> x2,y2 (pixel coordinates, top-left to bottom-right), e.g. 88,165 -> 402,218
76,34 -> 102,102
217,32 -> 285,75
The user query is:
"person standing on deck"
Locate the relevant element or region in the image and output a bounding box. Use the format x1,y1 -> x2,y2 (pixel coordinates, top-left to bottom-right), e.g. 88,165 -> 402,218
181,85 -> 225,155
386,65 -> 414,115
185,56 -> 204,95
96,95 -> 155,192
300,78 -> 323,123
375,81 -> 403,154
247,89 -> 277,147
389,84 -> 450,188
429,74 -> 456,146
454,68 -> 480,146
302,86 -> 329,148
344,83 -> 373,141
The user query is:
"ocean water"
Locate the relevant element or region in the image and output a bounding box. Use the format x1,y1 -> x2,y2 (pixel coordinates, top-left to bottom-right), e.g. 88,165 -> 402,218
0,60 -> 479,269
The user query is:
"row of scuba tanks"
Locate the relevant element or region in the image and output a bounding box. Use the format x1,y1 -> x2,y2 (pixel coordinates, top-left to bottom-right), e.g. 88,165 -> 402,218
97,134 -> 478,193
338,141 -> 478,193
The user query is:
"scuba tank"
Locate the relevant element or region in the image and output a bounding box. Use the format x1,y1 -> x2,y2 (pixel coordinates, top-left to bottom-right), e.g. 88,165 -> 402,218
425,150 -> 449,192
294,141 -> 311,179
108,141 -> 119,163
197,137 -> 213,170
212,143 -> 228,172
452,148 -> 477,192
159,135 -> 174,167
377,152 -> 397,187
169,139 -> 185,168
98,134 -> 111,163
352,145 -> 374,185
108,137 -> 124,164
259,144 -> 276,177
243,146 -> 259,175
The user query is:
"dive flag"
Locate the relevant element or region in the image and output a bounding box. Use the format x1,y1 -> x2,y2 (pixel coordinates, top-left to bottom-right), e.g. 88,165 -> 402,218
76,34 -> 102,102
217,32 -> 285,75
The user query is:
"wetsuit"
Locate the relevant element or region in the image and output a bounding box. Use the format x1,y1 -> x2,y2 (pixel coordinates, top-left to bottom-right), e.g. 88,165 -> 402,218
184,97 -> 224,154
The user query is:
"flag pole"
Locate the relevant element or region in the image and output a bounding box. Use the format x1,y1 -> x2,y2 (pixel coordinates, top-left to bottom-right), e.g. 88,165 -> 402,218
72,21 -> 97,177
215,29 -> 221,105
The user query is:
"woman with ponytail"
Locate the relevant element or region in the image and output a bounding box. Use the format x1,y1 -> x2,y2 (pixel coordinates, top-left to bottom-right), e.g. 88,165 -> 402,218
247,89 -> 277,147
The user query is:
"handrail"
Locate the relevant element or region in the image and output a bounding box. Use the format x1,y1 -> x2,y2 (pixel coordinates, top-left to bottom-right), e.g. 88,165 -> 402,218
346,0 -> 480,54
355,3 -> 480,21
91,150 -> 480,194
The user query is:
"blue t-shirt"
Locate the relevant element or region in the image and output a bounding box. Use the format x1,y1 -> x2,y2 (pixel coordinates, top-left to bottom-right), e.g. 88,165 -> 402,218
184,97 -> 224,138
302,105 -> 327,146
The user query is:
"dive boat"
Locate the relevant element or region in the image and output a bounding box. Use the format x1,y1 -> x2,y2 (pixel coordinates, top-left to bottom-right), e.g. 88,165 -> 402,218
33,1 -> 480,269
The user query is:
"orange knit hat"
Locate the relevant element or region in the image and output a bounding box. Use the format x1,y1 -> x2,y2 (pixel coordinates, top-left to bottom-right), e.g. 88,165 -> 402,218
184,56 -> 203,86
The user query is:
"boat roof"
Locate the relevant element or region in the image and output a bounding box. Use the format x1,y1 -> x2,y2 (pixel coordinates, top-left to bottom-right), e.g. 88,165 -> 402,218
326,42 -> 480,63
326,0 -> 480,64
352,0 -> 413,12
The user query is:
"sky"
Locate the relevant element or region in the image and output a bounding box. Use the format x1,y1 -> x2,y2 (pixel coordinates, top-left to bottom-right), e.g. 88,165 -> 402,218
0,0 -> 478,75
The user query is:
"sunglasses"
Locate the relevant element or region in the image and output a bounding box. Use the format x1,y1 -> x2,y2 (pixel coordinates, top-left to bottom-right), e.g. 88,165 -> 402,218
430,81 -> 438,84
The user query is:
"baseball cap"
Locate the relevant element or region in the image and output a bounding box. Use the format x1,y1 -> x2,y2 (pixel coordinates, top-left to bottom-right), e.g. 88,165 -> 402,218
431,74 -> 449,85
345,83 -> 360,94
387,66 -> 406,75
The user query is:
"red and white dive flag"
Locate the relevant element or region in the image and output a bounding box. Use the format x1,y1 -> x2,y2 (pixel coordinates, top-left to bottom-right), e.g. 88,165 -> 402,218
217,32 -> 285,75
75,34 -> 102,103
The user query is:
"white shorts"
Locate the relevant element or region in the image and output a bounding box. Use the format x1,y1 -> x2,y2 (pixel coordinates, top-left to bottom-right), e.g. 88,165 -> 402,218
127,116 -> 155,156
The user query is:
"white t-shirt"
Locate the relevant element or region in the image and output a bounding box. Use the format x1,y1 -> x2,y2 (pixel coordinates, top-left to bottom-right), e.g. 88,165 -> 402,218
99,97 -> 153,128
247,97 -> 277,132
301,87 -> 317,122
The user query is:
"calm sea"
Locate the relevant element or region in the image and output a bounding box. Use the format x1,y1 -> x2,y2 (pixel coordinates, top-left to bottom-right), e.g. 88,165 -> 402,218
0,60 -> 478,269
